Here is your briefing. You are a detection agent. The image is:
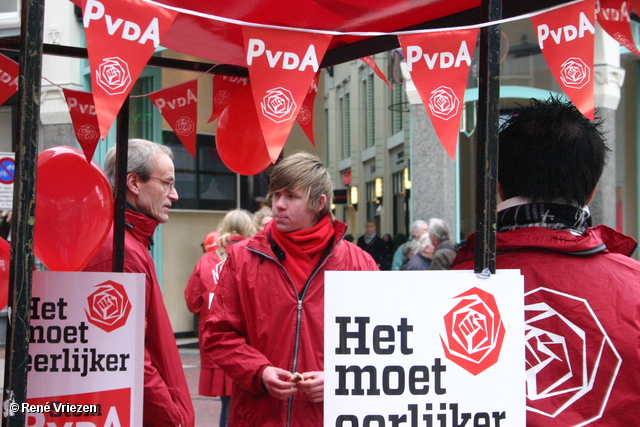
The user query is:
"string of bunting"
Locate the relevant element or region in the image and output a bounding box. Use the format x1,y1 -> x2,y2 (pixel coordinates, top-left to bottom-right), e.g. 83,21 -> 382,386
0,0 -> 636,172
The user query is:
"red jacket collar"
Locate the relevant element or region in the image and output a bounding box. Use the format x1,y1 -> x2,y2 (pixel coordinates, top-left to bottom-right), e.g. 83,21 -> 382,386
453,224 -> 638,267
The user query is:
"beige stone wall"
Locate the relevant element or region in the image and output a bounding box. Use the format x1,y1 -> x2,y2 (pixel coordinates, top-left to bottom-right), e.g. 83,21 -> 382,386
161,210 -> 225,333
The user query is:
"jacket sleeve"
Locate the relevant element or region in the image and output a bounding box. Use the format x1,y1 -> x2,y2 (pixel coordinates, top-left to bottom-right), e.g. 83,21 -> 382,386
184,258 -> 205,316
142,347 -> 192,427
391,244 -> 405,270
202,253 -> 273,396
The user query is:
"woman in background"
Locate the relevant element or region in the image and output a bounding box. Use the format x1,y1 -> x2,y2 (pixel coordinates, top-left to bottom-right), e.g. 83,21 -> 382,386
185,209 -> 257,427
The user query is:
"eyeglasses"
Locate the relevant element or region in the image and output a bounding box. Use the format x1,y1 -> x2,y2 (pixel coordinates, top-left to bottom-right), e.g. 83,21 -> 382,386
148,176 -> 176,192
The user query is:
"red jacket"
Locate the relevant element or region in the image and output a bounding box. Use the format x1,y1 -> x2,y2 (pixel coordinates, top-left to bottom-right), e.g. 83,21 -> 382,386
85,209 -> 195,427
185,235 -> 246,369
453,225 -> 640,427
203,220 -> 378,427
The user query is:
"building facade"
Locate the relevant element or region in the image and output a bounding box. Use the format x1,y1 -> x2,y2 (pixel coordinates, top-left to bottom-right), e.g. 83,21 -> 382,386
323,20 -> 640,254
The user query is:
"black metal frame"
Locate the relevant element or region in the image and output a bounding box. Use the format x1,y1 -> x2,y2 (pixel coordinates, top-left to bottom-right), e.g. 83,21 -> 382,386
0,0 -> 572,425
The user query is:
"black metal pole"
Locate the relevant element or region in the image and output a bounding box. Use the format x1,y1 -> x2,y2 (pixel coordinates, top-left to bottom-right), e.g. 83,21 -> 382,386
113,98 -> 130,273
474,0 -> 502,274
2,0 -> 45,425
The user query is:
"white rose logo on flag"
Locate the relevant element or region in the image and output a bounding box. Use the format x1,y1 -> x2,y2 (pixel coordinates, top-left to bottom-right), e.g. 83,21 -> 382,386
174,116 -> 195,136
85,280 -> 132,333
261,87 -> 297,123
440,287 -> 505,375
297,105 -> 311,125
559,58 -> 590,89
96,57 -> 132,95
76,124 -> 99,144
214,89 -> 231,109
428,86 -> 460,121
525,288 -> 621,425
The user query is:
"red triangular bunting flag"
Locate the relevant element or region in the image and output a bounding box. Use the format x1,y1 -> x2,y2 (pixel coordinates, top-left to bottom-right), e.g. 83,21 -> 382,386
596,0 -> 640,56
63,89 -> 102,163
242,26 -> 332,162
208,74 -> 250,123
0,53 -> 19,106
398,28 -> 479,161
531,0 -> 595,119
82,0 -> 178,139
148,80 -> 198,157
297,73 -> 320,146
361,56 -> 393,88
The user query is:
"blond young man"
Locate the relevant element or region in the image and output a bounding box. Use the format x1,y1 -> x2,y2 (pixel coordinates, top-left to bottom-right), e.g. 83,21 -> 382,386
203,152 -> 379,427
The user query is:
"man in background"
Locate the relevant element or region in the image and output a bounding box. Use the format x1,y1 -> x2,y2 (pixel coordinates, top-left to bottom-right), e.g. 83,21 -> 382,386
428,218 -> 457,270
391,219 -> 429,270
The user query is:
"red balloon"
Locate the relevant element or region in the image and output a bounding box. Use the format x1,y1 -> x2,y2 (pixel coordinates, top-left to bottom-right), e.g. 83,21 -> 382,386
216,85 -> 272,175
0,237 -> 9,310
34,146 -> 114,271
204,231 -> 219,253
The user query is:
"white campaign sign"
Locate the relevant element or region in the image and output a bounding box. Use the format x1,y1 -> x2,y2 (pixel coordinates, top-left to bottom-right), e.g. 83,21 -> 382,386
26,271 -> 144,427
325,270 -> 526,427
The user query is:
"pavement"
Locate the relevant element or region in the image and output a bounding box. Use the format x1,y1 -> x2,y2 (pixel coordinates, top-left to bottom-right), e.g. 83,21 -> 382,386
0,341 -> 223,427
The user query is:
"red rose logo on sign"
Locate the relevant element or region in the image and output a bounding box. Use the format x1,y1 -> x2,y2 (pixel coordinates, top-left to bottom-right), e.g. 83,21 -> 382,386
96,57 -> 132,95
85,280 -> 132,333
261,87 -> 297,123
559,57 -> 590,89
440,287 -> 506,375
76,124 -> 99,144
174,116 -> 195,136
428,86 -> 460,121
525,288 -> 621,425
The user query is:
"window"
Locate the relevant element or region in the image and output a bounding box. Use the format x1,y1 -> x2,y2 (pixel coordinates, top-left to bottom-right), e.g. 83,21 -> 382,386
0,0 -> 19,29
362,71 -> 375,148
338,83 -> 351,160
162,131 -> 238,211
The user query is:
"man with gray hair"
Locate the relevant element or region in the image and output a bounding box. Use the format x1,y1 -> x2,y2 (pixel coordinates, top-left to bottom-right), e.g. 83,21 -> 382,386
84,139 -> 194,427
391,219 -> 429,270
428,218 -> 457,270
402,232 -> 434,270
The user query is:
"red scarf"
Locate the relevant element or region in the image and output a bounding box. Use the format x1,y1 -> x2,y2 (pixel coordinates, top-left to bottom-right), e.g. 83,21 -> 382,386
270,214 -> 335,293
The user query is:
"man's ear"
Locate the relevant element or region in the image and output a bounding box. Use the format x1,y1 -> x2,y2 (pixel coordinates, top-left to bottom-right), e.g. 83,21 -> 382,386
317,194 -> 327,213
126,172 -> 141,196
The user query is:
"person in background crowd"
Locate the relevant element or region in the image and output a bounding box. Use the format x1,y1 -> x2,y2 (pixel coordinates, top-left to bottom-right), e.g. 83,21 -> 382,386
379,233 -> 396,270
203,152 -> 379,426
253,205 -> 273,231
185,209 -> 257,427
428,218 -> 457,270
402,232 -> 434,270
452,97 -> 640,425
357,220 -> 385,268
391,220 -> 429,270
399,240 -> 420,270
84,139 -> 194,427
0,210 -> 11,241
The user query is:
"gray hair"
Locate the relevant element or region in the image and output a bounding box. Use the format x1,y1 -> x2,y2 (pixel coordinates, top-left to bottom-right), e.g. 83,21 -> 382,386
104,139 -> 173,193
428,218 -> 451,242
410,220 -> 428,234
418,233 -> 433,251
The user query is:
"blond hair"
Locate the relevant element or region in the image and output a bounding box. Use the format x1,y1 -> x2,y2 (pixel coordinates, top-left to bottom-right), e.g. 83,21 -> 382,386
217,209 -> 257,247
268,152 -> 334,219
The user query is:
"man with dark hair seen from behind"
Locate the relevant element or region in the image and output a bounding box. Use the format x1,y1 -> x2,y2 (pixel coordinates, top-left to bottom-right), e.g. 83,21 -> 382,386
204,152 -> 379,426
452,97 -> 640,425
84,139 -> 195,427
